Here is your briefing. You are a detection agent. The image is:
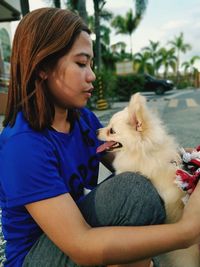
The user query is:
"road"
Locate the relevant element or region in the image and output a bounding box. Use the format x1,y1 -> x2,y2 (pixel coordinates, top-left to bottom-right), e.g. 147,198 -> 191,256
145,89 -> 200,148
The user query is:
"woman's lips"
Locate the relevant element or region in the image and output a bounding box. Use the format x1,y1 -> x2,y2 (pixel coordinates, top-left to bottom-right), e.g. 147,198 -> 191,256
83,88 -> 94,98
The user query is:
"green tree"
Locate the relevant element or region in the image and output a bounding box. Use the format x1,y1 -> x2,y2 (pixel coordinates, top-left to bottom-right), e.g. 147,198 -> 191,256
182,55 -> 200,73
168,32 -> 192,82
88,9 -> 113,49
20,0 -> 30,16
142,40 -> 161,75
66,0 -> 88,22
182,56 -> 200,86
133,51 -> 153,73
111,0 -> 148,57
157,47 -> 177,78
88,6 -> 115,69
110,42 -> 132,61
111,42 -> 126,53
93,0 -> 107,71
53,0 -> 61,8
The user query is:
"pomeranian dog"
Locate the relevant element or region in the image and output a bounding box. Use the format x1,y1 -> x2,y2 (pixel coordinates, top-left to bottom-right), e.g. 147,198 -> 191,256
97,93 -> 200,267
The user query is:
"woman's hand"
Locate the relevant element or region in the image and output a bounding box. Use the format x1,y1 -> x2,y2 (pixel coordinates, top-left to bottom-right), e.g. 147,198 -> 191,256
184,147 -> 195,153
179,182 -> 200,245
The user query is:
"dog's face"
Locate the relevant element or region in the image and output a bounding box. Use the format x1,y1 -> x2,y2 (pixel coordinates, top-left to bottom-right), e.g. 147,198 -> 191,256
96,93 -> 155,154
96,108 -> 130,153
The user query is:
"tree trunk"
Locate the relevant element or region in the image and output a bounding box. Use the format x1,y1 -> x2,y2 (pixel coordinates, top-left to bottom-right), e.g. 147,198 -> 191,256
77,0 -> 88,23
176,50 -> 180,85
93,0 -> 101,71
20,0 -> 30,16
129,34 -> 133,59
54,0 -> 61,8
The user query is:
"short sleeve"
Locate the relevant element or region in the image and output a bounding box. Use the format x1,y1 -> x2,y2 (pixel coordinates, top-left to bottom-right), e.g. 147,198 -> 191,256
0,133 -> 69,208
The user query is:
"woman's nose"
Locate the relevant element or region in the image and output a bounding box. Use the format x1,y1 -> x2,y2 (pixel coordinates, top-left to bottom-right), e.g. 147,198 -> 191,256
87,68 -> 96,82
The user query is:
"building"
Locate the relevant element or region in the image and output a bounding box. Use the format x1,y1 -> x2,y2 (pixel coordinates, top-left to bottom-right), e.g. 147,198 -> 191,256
0,0 -> 22,114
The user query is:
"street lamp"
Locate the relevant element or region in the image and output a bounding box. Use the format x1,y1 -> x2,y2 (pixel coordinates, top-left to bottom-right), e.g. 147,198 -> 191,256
96,75 -> 108,110
94,0 -> 108,110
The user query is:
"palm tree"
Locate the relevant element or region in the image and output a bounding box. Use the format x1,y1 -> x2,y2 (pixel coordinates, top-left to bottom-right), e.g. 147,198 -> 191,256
157,47 -> 177,78
88,8 -> 113,55
182,56 -> 200,86
53,0 -> 61,8
111,0 -> 148,57
133,51 -> 153,74
66,0 -> 88,22
183,55 -> 200,72
142,40 -> 160,75
93,0 -> 106,71
110,42 -> 132,62
20,0 -> 30,16
111,42 -> 126,53
168,32 -> 192,82
182,61 -> 190,74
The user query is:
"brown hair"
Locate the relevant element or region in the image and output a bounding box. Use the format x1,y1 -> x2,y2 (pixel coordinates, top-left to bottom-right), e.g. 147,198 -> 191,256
3,7 -> 90,130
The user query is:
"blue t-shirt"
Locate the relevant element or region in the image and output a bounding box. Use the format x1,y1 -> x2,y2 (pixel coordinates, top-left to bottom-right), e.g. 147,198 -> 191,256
0,108 -> 103,267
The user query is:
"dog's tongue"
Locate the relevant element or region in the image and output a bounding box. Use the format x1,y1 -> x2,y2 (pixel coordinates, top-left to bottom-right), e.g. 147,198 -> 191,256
96,141 -> 116,153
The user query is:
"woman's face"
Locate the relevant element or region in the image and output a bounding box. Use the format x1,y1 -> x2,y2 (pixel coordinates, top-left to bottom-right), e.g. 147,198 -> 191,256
46,31 -> 96,110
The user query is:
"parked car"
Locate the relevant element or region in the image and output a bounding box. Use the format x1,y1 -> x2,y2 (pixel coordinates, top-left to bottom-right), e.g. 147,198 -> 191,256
143,74 -> 174,95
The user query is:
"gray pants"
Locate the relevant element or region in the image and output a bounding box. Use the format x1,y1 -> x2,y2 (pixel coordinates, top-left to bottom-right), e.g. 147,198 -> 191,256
22,172 -> 166,267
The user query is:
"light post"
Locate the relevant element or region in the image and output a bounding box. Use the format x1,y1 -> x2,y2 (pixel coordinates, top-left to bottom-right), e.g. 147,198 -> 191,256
96,74 -> 108,110
93,0 -> 108,110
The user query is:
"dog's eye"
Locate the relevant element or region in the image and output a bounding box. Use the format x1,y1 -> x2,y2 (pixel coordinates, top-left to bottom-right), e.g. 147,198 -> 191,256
109,128 -> 116,134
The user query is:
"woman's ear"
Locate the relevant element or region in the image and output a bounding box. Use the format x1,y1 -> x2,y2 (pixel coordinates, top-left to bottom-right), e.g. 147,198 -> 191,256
38,70 -> 48,80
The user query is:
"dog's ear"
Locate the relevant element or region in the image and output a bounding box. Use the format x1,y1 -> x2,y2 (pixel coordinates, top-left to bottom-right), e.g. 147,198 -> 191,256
128,93 -> 147,132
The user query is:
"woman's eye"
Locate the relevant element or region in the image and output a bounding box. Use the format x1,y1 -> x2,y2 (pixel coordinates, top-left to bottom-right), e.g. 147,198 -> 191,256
77,62 -> 86,68
110,128 -> 115,134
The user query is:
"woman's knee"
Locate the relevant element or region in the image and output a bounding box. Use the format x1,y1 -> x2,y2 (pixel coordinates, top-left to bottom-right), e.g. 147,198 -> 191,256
83,172 -> 166,227
117,172 -> 166,225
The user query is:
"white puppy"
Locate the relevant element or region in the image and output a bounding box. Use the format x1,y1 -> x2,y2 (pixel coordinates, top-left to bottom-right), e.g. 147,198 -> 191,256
97,93 -> 200,267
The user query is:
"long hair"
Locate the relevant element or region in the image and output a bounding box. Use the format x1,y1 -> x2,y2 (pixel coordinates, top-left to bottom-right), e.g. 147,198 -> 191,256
3,8 -> 90,130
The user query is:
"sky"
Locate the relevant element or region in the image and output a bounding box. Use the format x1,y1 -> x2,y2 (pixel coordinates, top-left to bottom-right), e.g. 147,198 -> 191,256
19,0 -> 200,70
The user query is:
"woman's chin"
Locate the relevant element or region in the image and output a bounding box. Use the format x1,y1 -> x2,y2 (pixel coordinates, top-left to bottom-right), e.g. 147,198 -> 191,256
73,100 -> 89,109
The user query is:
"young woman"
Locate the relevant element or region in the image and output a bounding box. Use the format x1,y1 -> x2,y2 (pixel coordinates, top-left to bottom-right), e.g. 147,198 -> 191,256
1,7 -> 200,267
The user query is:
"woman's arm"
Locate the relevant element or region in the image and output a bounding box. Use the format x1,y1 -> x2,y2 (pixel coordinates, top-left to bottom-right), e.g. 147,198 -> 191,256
25,183 -> 200,266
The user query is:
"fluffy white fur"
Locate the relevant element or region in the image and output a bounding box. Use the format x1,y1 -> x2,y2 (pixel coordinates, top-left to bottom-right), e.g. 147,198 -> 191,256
97,93 -> 200,267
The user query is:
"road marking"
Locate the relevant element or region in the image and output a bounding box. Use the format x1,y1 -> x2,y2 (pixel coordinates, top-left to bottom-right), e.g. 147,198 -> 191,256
167,98 -> 199,108
168,99 -> 178,107
186,98 -> 199,107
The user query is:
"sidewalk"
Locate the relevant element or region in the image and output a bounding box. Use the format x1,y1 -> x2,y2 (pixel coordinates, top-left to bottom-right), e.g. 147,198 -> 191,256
94,101 -> 128,126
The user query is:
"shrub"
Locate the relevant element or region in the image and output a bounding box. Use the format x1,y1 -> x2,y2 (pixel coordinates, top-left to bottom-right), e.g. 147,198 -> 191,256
115,74 -> 145,101
87,69 -> 117,109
